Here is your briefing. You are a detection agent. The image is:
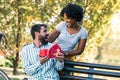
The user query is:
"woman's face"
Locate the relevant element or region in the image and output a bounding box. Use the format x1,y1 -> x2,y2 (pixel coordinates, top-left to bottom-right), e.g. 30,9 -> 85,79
63,13 -> 77,27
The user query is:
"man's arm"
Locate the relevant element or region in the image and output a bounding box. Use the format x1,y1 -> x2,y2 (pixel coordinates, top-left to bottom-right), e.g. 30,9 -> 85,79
21,47 -> 42,76
54,53 -> 64,71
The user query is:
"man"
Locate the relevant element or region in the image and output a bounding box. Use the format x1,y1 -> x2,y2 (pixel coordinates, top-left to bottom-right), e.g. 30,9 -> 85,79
21,24 -> 64,80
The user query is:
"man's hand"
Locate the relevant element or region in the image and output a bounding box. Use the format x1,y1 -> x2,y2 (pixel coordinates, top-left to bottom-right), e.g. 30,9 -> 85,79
39,56 -> 49,64
55,52 -> 64,62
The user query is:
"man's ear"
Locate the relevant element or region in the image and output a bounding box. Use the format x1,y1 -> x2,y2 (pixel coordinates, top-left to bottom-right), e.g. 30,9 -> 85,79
35,32 -> 39,37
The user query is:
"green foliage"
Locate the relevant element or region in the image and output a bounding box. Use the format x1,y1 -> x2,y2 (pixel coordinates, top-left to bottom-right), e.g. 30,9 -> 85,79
0,58 -> 12,67
78,0 -> 120,62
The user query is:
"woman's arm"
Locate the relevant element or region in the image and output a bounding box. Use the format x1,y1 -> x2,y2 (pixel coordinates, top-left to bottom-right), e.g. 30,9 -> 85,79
64,39 -> 87,56
48,29 -> 60,43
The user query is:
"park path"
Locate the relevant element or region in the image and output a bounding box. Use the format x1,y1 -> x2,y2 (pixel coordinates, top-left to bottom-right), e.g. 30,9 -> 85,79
0,67 -> 28,80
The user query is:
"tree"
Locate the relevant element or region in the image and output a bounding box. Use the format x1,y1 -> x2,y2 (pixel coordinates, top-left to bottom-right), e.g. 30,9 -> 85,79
80,0 -> 120,62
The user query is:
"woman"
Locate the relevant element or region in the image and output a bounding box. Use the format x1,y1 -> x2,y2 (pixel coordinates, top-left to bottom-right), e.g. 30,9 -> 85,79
48,3 -> 88,59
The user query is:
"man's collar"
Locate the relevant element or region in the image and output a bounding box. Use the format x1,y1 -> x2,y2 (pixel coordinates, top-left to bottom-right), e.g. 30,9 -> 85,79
32,42 -> 43,48
32,42 -> 38,48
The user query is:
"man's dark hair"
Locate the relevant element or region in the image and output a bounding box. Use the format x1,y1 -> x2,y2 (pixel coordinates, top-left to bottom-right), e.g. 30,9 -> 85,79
60,3 -> 83,22
31,24 -> 47,39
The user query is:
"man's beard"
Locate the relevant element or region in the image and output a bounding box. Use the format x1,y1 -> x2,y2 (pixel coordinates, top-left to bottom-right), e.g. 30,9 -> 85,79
42,39 -> 48,45
39,35 -> 48,45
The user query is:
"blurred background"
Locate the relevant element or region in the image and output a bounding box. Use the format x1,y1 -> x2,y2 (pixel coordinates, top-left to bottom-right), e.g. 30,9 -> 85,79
0,0 -> 120,80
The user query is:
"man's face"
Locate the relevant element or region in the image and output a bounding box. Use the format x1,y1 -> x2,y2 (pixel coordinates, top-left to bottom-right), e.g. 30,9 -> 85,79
39,26 -> 49,45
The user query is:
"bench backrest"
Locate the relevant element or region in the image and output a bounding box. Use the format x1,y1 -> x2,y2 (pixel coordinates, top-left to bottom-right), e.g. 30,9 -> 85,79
60,60 -> 120,79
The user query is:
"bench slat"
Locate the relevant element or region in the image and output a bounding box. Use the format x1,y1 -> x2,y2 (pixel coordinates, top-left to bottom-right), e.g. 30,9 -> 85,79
65,61 -> 120,70
64,67 -> 120,77
61,75 -> 106,80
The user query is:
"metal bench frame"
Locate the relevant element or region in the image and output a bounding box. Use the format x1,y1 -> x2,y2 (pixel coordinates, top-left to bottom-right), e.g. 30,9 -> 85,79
60,60 -> 120,80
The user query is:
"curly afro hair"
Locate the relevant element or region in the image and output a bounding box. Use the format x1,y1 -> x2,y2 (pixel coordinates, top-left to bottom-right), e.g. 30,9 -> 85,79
60,3 -> 84,22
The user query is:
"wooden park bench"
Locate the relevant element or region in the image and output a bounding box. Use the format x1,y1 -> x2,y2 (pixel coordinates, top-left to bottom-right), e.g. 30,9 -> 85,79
24,60 -> 120,80
60,60 -> 120,80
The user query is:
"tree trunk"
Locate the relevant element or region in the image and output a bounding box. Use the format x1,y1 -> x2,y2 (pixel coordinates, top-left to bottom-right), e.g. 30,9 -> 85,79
13,0 -> 21,75
13,51 -> 19,75
95,46 -> 102,60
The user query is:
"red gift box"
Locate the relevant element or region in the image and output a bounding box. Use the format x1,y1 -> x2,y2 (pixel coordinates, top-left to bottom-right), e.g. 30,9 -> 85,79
48,44 -> 62,58
39,49 -> 48,57
39,44 -> 62,58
